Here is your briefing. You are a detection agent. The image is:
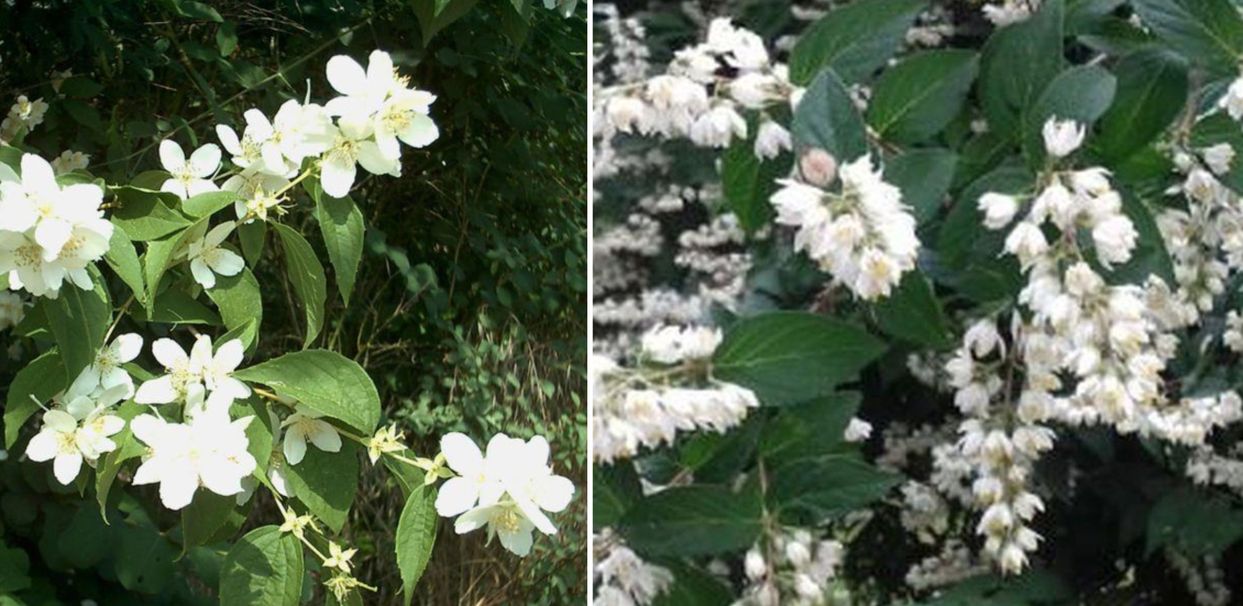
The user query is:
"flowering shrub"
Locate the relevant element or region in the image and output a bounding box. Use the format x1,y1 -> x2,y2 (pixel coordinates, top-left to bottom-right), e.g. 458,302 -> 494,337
593,0 -> 1243,603
0,1 -> 583,604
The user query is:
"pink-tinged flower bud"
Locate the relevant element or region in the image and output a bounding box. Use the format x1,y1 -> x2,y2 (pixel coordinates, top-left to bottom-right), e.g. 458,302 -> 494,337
799,148 -> 838,187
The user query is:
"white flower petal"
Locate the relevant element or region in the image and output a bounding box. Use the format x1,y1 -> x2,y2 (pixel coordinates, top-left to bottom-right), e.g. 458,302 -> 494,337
52,452 -> 83,485
435,476 -> 480,517
326,55 -> 368,97
440,432 -> 483,475
283,430 -> 308,465
159,140 -> 186,172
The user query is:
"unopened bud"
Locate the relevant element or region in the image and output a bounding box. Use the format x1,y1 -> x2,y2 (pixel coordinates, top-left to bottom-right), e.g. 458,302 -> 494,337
800,148 -> 838,187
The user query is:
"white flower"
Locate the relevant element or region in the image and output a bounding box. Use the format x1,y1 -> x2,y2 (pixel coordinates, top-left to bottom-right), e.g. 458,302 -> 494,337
688,105 -> 746,148
71,332 -> 143,395
25,383 -> 128,484
270,100 -> 336,166
1202,143 -> 1236,176
1003,222 -> 1048,267
605,96 -> 651,134
186,221 -> 245,289
435,432 -> 505,517
325,50 -> 439,159
754,119 -> 791,161
1219,76 -> 1243,121
0,153 -> 108,260
454,500 -> 537,556
729,73 -> 782,109
280,407 -> 342,465
978,192 -> 1019,230
197,336 -> 252,412
130,411 -> 256,510
1041,117 -> 1085,158
640,324 -> 722,364
134,336 -> 210,405
1091,215 -> 1138,268
318,117 -> 399,198
492,434 -> 576,536
0,291 -> 25,330
216,109 -> 290,176
159,140 -> 221,200
844,418 -> 873,442
50,150 -> 90,175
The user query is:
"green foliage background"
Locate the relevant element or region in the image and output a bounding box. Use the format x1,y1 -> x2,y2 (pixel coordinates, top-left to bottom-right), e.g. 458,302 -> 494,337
0,0 -> 587,604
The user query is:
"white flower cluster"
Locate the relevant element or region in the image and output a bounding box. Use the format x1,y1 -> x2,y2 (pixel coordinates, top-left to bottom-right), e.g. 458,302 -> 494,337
51,150 -> 90,175
1168,548 -> 1231,606
595,4 -> 651,85
143,49 -> 438,290
0,153 -> 113,297
1155,145 -> 1242,327
598,18 -> 794,154
0,95 -> 48,141
593,531 -> 674,606
26,379 -> 128,485
904,539 -> 988,592
945,319 -> 1053,575
770,153 -> 919,300
981,0 -> 1041,26
0,290 -> 23,331
591,325 -> 759,463
737,531 -> 845,606
434,432 -> 575,557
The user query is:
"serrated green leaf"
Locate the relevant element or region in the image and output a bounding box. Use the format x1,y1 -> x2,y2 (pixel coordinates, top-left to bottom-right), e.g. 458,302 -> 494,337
868,49 -> 978,144
219,525 -> 304,606
713,311 -> 885,406
789,0 -> 926,84
396,485 -> 438,606
791,69 -> 868,161
620,485 -> 762,557
281,443 -> 359,533
233,349 -> 381,434
272,223 -> 326,347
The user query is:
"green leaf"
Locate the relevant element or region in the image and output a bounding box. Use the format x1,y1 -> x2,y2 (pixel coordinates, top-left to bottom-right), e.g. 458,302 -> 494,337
110,185 -> 191,241
760,392 -> 862,467
311,185 -> 365,305
272,223 -> 326,348
219,526 -> 304,606
713,311 -> 885,406
977,0 -> 1064,135
43,273 -> 112,379
281,442 -> 360,533
0,545 -> 31,594
239,220 -> 266,265
233,349 -> 381,434
873,270 -> 953,348
650,562 -> 734,606
143,218 -> 208,303
620,485 -> 763,557
413,0 -> 480,45
1146,488 -> 1243,557
182,491 -> 239,550
396,485 -> 439,606
206,268 -> 264,351
791,69 -> 868,161
4,351 -> 66,449
177,0 -> 224,21
884,148 -> 958,225
1023,64 -> 1117,164
116,523 -> 177,593
181,190 -> 239,218
721,130 -> 784,234
919,570 -> 1071,605
1130,0 -> 1243,74
867,49 -> 979,144
1095,49 -> 1189,163
148,289 -> 221,325
217,22 -> 239,55
769,455 -> 901,523
789,0 -> 926,85
105,223 -> 147,307
594,463 -> 642,530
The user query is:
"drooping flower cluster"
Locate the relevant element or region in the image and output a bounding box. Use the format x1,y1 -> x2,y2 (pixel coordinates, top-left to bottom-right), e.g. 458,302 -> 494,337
737,530 -> 846,606
434,432 -> 575,557
944,318 -> 1053,574
0,153 -> 113,297
770,152 -> 919,300
597,18 -> 794,155
593,530 -> 674,606
592,325 -> 759,463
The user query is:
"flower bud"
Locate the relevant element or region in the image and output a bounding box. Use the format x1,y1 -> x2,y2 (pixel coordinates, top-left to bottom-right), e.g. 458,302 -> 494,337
799,148 -> 838,187
1041,117 -> 1085,158
978,192 -> 1019,230
744,547 -> 767,581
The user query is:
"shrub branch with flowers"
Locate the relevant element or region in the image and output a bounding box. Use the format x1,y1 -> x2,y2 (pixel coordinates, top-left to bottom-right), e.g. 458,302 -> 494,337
0,45 -> 575,606
594,0 -> 1243,603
